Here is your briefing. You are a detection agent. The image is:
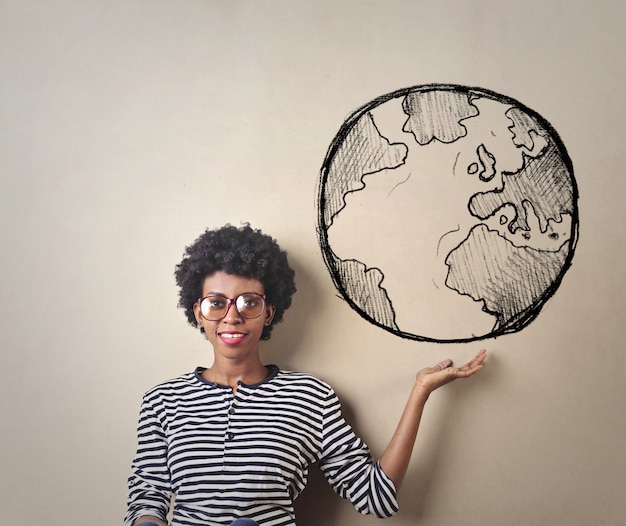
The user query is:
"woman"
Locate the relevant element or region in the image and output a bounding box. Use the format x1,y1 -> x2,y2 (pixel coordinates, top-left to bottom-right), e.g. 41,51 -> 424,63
125,224 -> 486,526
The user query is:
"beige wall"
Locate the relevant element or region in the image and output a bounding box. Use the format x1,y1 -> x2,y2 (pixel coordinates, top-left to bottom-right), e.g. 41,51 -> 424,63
1,1 -> 625,525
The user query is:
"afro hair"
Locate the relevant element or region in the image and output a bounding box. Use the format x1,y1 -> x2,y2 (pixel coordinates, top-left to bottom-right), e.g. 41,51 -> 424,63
174,224 -> 296,340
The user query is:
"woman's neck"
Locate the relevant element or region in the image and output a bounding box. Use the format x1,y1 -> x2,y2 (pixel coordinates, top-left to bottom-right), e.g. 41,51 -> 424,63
203,358 -> 269,390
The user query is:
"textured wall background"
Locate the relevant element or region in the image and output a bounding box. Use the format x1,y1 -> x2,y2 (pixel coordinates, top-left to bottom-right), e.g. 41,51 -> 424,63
1,1 -> 624,525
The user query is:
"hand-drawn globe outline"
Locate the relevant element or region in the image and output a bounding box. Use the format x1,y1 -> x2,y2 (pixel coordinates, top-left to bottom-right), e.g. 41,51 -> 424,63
316,84 -> 579,343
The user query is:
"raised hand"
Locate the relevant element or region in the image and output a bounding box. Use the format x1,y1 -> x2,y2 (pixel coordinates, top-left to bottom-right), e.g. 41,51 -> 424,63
415,349 -> 487,395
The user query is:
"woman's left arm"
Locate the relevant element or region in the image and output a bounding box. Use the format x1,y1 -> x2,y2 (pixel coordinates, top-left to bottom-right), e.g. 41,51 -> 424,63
379,349 -> 487,491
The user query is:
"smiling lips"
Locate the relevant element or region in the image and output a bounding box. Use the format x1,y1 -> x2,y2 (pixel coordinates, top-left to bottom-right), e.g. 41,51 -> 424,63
218,331 -> 247,345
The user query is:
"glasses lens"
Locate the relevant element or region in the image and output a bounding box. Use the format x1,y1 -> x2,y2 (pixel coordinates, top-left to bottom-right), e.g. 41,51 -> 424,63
199,294 -> 265,320
235,293 -> 265,319
200,296 -> 228,320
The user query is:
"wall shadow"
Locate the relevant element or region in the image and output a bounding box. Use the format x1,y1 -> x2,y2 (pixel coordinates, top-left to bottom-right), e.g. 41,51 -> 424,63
261,253 -> 323,369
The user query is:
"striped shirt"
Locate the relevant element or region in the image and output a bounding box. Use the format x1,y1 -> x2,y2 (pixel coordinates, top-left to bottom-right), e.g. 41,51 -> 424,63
125,365 -> 398,525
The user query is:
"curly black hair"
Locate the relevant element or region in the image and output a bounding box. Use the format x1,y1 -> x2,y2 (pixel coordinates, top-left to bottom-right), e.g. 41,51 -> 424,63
174,224 -> 296,340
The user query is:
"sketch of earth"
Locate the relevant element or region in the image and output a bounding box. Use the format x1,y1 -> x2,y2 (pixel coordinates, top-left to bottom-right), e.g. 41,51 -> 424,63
316,84 -> 578,343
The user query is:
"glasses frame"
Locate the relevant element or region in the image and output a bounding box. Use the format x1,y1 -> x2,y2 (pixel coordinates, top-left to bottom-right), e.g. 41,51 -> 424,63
197,292 -> 267,322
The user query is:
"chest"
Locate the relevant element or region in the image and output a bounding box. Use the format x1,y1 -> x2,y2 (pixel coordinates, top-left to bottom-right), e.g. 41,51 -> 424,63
162,388 -> 324,477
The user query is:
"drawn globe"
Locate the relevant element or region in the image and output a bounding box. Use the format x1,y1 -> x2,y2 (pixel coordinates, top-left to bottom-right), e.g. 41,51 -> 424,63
316,84 -> 578,343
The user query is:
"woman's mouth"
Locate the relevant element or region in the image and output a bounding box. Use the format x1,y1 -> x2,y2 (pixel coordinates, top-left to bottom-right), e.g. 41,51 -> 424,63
218,331 -> 247,345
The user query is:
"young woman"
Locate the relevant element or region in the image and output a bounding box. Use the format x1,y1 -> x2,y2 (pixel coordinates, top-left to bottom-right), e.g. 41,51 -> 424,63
125,224 -> 486,526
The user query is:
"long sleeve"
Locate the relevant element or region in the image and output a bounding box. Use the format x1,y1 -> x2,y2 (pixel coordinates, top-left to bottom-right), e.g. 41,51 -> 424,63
124,394 -> 172,526
317,388 -> 398,518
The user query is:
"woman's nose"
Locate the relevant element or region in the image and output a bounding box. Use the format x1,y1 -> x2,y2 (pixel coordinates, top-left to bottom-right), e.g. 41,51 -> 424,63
222,300 -> 242,322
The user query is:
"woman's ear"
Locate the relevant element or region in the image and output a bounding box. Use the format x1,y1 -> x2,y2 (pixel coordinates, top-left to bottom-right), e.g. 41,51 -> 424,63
264,305 -> 276,326
193,301 -> 203,326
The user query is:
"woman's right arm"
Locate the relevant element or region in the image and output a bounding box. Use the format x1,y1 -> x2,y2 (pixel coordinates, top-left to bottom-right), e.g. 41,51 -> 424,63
125,396 -> 173,526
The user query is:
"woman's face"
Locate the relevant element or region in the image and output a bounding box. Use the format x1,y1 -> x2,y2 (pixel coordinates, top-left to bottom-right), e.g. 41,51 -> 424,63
193,271 -> 275,358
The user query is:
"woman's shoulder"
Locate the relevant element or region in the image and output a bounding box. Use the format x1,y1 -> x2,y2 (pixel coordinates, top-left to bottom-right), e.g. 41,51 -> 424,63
271,367 -> 334,394
142,370 -> 201,400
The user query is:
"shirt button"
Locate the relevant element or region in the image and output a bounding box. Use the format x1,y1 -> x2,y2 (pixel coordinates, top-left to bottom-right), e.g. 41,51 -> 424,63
226,432 -> 234,440
229,407 -> 236,415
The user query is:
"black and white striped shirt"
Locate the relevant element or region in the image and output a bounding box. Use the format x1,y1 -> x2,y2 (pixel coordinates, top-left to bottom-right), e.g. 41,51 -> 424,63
125,366 -> 398,525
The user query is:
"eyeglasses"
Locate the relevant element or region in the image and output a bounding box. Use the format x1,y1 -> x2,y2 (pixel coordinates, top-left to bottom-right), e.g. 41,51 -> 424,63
197,293 -> 267,321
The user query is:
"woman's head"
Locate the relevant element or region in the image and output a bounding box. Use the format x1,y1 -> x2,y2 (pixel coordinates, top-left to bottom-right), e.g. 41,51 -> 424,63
175,224 -> 296,340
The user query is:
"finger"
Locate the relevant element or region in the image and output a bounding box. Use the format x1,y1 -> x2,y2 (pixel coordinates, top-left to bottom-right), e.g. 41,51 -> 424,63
474,349 -> 488,361
461,360 -> 485,376
455,355 -> 485,374
436,359 -> 453,371
467,349 -> 487,367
